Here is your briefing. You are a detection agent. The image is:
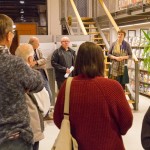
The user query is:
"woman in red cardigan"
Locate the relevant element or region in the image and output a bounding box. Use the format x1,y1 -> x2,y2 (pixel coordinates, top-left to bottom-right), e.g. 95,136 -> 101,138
54,42 -> 133,150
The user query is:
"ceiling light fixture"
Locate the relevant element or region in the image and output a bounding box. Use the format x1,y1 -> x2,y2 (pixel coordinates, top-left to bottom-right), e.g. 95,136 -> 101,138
20,1 -> 25,4
20,9 -> 24,14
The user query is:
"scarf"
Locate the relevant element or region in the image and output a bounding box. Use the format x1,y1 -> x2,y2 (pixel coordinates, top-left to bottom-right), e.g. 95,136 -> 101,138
110,40 -> 127,77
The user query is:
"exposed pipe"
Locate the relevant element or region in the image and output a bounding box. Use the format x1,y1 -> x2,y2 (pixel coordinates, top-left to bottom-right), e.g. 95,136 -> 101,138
69,0 -> 88,35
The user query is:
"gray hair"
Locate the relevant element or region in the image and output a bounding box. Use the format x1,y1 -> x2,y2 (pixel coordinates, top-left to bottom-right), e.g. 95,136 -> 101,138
0,14 -> 14,42
60,36 -> 70,42
15,43 -> 34,62
28,36 -> 39,45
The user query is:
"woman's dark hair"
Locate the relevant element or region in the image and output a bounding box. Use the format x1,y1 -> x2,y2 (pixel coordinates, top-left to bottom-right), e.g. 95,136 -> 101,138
74,42 -> 104,78
118,29 -> 126,37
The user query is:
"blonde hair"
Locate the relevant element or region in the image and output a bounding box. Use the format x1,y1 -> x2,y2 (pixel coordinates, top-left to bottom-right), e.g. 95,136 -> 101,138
15,43 -> 34,62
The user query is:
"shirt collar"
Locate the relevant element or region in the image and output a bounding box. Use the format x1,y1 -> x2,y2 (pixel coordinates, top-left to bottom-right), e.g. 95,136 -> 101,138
0,45 -> 10,54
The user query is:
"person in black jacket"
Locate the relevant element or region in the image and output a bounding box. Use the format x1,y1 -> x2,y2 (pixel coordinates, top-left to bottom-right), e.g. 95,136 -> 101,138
51,36 -> 76,89
141,107 -> 150,150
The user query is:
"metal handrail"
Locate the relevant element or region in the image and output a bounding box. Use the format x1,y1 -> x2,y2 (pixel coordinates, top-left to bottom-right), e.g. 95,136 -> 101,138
132,53 -> 139,110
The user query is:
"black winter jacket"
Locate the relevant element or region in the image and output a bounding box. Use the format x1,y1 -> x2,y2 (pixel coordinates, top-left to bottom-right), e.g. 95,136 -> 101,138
51,46 -> 76,82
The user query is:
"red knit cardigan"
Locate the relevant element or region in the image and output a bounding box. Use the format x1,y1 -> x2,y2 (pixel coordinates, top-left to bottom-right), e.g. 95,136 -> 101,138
54,75 -> 133,150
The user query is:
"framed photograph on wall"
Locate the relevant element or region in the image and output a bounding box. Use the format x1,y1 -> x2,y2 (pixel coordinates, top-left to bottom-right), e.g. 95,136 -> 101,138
128,30 -> 136,39
128,30 -> 136,46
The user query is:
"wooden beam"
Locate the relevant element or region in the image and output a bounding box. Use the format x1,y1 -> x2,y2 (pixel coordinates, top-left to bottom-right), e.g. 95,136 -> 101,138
69,0 -> 88,35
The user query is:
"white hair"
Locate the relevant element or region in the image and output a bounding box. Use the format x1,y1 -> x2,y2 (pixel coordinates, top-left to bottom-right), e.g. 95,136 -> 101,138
15,43 -> 34,62
60,36 -> 70,42
28,36 -> 39,45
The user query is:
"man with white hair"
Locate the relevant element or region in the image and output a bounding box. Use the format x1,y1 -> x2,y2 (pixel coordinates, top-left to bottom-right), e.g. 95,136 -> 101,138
15,43 -> 50,150
29,36 -> 52,104
15,44 -> 36,67
51,36 -> 76,89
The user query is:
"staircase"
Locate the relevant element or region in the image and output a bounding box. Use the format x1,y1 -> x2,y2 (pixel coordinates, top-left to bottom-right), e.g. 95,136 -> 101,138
65,16 -> 136,107
81,17 -> 110,77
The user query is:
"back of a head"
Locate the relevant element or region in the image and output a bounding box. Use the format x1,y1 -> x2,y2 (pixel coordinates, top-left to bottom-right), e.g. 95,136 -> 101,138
28,36 -> 39,49
15,43 -> 34,62
74,42 -> 104,78
0,14 -> 14,42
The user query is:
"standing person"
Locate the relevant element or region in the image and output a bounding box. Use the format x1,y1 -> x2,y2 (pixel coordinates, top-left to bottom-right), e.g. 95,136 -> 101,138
51,36 -> 76,90
141,107 -> 150,150
29,36 -> 52,120
15,43 -> 50,150
108,29 -> 132,89
29,36 -> 52,103
0,14 -> 44,150
54,42 -> 133,150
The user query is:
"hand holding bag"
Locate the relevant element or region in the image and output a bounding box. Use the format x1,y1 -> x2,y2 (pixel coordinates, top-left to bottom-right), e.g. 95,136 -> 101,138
51,77 -> 78,150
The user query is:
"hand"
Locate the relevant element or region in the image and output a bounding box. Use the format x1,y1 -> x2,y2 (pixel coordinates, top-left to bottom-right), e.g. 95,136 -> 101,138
40,64 -> 47,69
66,68 -> 71,74
115,57 -> 123,62
30,61 -> 37,67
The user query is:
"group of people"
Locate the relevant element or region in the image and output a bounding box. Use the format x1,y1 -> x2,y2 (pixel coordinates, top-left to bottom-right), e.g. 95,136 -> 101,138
0,13 -> 149,150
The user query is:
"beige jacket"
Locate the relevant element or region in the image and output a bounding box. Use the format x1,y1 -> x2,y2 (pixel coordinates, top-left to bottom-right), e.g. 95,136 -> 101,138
25,93 -> 44,143
33,48 -> 49,80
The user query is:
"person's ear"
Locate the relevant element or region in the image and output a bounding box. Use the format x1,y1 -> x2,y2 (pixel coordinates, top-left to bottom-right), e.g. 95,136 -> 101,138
28,56 -> 33,65
6,32 -> 12,42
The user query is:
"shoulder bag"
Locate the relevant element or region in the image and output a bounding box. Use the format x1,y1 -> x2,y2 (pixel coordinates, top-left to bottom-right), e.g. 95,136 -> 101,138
51,77 -> 78,150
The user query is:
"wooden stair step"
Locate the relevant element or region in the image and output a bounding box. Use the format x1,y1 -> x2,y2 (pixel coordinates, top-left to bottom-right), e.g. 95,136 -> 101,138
85,27 -> 98,29
81,17 -> 93,21
93,37 -> 102,40
105,62 -> 110,65
97,43 -> 105,46
83,22 -> 96,25
128,100 -> 135,104
125,92 -> 130,95
103,49 -> 108,52
88,32 -> 100,35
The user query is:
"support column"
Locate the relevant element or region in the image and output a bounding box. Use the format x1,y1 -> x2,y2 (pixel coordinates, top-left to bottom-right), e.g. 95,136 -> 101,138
47,0 -> 61,35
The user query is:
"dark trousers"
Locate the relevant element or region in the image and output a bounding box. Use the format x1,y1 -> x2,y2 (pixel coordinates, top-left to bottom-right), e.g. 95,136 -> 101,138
0,138 -> 33,150
33,141 -> 39,150
56,80 -> 65,90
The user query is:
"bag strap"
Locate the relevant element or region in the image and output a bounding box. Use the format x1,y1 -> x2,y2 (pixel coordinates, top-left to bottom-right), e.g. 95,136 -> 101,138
64,77 -> 73,120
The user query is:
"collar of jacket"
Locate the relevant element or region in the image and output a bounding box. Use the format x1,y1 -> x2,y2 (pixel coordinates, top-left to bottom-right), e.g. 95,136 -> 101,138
61,46 -> 71,52
0,45 -> 10,54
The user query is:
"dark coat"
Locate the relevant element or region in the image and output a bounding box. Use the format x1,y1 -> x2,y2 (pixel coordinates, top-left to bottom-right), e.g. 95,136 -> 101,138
51,46 -> 76,82
141,107 -> 150,150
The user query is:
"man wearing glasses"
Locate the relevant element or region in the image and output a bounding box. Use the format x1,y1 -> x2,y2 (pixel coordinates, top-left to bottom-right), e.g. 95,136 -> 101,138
0,14 -> 44,150
51,36 -> 76,90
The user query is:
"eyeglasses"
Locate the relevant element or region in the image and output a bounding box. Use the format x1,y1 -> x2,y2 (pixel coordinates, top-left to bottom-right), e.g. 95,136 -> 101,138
10,30 -> 15,35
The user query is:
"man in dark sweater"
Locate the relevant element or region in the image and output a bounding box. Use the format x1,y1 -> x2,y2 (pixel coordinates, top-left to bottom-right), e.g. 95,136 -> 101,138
0,14 -> 44,150
51,36 -> 76,89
